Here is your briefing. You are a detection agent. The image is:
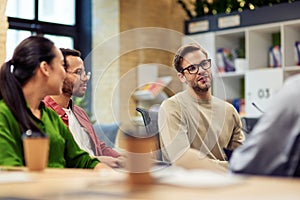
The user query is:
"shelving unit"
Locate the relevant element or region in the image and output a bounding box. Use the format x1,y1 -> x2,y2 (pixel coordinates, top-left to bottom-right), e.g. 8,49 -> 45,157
133,75 -> 172,124
183,19 -> 300,117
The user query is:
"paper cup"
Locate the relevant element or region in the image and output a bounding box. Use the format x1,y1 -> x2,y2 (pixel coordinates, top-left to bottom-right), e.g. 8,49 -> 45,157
120,124 -> 156,184
22,131 -> 49,171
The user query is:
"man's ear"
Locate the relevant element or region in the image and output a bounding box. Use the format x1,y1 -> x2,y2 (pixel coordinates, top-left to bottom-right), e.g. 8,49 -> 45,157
38,61 -> 50,77
177,72 -> 186,83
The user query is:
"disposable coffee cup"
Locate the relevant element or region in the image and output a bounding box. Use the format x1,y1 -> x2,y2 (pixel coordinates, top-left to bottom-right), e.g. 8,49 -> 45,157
22,130 -> 49,171
119,123 -> 156,184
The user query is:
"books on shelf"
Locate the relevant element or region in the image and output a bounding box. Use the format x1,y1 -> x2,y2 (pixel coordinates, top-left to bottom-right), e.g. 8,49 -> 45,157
133,76 -> 172,101
269,45 -> 282,68
216,48 -> 235,73
295,41 -> 300,66
226,98 -> 245,116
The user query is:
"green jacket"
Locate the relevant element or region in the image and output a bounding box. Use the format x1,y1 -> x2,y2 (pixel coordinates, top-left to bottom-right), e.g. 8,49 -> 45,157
0,99 -> 100,168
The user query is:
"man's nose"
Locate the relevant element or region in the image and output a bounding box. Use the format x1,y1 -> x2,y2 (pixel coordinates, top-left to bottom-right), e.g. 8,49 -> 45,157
197,66 -> 206,74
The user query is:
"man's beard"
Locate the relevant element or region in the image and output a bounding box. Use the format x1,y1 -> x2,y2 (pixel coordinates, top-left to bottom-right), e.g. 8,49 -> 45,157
192,84 -> 210,93
191,80 -> 211,93
62,79 -> 73,96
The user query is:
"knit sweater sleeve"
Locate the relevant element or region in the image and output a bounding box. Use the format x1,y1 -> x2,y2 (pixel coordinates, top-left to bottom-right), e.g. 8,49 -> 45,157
158,98 -> 190,163
0,101 -> 24,166
227,104 -> 245,150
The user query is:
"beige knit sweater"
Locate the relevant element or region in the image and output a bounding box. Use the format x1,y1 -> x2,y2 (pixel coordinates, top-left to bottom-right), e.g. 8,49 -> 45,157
158,90 -> 245,171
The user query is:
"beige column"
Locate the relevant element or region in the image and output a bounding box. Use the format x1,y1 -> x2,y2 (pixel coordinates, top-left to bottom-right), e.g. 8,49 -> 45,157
0,0 -> 8,64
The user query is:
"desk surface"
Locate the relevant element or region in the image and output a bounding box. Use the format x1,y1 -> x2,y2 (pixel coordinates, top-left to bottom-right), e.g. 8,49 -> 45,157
0,167 -> 300,200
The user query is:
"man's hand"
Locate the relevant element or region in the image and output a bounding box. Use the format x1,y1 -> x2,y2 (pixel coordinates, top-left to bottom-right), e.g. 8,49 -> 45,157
97,156 -> 125,168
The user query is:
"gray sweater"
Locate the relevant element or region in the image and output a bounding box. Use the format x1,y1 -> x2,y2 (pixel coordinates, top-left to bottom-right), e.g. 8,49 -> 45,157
230,74 -> 300,177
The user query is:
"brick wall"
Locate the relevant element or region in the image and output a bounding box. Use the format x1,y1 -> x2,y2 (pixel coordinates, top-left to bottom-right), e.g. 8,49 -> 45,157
118,0 -> 187,122
92,0 -> 187,124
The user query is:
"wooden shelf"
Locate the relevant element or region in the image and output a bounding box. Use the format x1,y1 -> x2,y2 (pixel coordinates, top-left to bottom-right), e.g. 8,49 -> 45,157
216,71 -> 244,78
284,66 -> 300,72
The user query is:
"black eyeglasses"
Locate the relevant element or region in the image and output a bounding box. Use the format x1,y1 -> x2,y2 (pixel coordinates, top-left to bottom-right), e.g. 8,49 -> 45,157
66,69 -> 91,80
181,59 -> 211,74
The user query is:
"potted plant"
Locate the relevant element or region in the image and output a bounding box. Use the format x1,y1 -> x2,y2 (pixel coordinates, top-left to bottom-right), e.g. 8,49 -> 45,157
177,0 -> 296,19
233,38 -> 248,72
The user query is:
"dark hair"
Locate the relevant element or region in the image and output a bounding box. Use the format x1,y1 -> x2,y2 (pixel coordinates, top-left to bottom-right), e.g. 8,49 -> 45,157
0,36 -> 56,133
60,48 -> 81,70
173,43 -> 208,72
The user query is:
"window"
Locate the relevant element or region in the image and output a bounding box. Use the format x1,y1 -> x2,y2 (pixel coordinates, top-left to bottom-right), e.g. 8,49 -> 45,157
5,0 -> 35,20
5,0 -> 79,60
38,0 -> 75,25
44,34 -> 74,49
5,0 -> 93,112
6,29 -> 31,60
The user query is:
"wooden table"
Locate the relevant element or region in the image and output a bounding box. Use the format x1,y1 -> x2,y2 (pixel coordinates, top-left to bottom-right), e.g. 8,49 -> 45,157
0,167 -> 300,200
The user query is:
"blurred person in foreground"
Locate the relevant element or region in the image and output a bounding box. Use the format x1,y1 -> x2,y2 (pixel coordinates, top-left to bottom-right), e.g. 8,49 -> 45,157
230,74 -> 300,177
44,48 -> 123,168
0,36 -> 108,170
158,43 -> 245,172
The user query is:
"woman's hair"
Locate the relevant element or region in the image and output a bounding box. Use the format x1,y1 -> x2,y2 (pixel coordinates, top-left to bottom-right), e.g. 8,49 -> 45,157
173,43 -> 208,73
0,36 -> 56,133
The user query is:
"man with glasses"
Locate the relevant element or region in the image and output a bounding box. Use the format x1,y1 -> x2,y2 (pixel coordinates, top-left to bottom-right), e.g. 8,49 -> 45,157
44,48 -> 123,168
158,43 -> 245,171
